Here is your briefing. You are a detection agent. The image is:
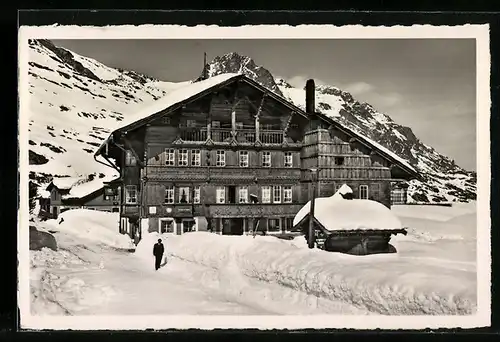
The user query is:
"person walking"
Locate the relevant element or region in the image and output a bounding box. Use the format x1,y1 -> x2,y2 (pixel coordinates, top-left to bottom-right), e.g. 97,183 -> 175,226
153,238 -> 165,271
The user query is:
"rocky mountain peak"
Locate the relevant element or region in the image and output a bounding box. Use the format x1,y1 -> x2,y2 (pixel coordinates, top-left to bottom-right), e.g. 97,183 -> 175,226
198,52 -> 284,97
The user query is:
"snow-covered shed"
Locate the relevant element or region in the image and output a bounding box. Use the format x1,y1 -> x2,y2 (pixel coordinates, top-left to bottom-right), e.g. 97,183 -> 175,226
293,184 -> 407,255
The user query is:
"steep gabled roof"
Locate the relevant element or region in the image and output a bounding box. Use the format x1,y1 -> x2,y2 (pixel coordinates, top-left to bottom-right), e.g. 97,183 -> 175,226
46,175 -> 119,201
94,73 -> 418,178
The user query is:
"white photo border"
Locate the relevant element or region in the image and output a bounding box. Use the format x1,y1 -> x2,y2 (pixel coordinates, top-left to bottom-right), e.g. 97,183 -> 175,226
17,23 -> 491,330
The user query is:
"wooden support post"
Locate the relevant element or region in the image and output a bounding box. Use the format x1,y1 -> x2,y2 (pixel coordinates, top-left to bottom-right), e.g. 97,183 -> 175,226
206,97 -> 213,141
255,94 -> 266,142
308,168 -> 318,249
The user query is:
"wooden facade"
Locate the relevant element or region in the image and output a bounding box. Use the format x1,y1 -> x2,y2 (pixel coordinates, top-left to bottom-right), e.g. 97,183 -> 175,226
95,75 -> 418,240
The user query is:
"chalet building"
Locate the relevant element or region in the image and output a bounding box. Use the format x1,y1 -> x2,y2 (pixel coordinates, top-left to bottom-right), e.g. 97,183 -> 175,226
94,73 -> 419,241
43,175 -> 120,218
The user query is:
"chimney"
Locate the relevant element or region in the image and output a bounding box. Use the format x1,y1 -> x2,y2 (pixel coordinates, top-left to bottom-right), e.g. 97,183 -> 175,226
202,52 -> 208,80
305,79 -> 315,114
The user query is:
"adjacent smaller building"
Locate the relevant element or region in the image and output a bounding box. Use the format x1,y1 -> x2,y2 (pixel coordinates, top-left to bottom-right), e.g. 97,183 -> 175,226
41,174 -> 121,218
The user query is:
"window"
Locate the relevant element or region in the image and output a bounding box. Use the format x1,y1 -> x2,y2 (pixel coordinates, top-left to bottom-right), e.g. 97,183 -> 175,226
239,187 -> 248,203
103,188 -> 119,201
193,186 -> 201,204
216,187 -> 225,204
186,119 -> 197,128
178,149 -> 188,166
273,186 -> 282,203
160,219 -> 175,234
236,122 -> 243,129
125,185 -> 137,204
359,185 -> 369,199
165,149 -> 175,166
284,152 -> 293,168
178,186 -> 190,203
125,150 -> 137,166
212,121 -> 221,128
262,186 -> 271,204
182,219 -> 196,233
164,186 -> 174,204
262,151 -> 271,167
191,149 -> 201,166
268,218 -> 281,233
239,151 -> 249,167
162,117 -> 171,125
283,186 -> 292,203
334,157 -> 345,166
216,150 -> 226,167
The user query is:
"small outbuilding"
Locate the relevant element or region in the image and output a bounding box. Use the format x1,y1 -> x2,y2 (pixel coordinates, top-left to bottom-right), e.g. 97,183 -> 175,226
293,184 -> 408,255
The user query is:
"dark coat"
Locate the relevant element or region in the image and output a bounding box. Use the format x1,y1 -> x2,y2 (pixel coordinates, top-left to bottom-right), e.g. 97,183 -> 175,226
153,242 -> 165,257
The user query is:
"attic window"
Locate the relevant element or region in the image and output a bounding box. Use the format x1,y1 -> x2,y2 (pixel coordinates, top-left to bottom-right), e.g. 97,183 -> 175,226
163,117 -> 171,124
125,150 -> 137,166
334,157 -> 345,166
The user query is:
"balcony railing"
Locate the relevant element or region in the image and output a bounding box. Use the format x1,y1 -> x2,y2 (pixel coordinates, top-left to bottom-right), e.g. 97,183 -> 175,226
179,127 -> 284,144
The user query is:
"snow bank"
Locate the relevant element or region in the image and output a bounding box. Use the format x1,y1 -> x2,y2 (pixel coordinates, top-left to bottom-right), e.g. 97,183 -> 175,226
294,187 -> 403,230
146,231 -> 475,315
30,240 -> 117,315
44,209 -> 134,250
392,202 -> 477,222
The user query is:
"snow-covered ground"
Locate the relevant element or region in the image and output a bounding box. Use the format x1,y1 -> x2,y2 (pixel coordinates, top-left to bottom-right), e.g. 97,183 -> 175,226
29,203 -> 477,318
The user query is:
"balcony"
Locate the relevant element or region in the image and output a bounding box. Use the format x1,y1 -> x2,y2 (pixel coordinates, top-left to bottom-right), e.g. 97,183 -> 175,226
179,127 -> 284,144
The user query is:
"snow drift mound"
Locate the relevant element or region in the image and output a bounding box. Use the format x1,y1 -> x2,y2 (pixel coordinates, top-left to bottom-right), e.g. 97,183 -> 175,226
44,209 -> 135,250
155,232 -> 475,315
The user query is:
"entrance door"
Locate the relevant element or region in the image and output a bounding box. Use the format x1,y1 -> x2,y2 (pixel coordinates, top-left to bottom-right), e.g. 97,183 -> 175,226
222,218 -> 244,235
230,218 -> 244,235
52,206 -> 58,218
159,218 -> 176,235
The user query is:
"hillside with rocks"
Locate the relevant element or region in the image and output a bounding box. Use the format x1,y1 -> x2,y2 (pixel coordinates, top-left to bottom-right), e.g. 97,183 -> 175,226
26,39 -> 188,211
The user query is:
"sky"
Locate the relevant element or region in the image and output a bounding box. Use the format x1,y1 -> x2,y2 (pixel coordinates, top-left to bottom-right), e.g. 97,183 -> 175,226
53,39 -> 477,171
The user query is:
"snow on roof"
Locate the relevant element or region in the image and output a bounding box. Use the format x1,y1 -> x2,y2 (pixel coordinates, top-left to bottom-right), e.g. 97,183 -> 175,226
50,177 -> 81,190
111,73 -> 241,132
39,189 -> 51,199
293,186 -> 403,231
342,126 -> 417,174
62,174 -> 119,200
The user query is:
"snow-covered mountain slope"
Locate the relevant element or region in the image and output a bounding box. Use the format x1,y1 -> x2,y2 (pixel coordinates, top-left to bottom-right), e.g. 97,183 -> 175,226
25,39 -> 187,209
202,53 -> 477,203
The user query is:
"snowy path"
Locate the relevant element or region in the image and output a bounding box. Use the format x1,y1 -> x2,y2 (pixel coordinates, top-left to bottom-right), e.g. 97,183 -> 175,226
32,236 -> 276,315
